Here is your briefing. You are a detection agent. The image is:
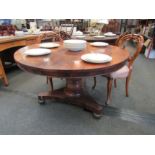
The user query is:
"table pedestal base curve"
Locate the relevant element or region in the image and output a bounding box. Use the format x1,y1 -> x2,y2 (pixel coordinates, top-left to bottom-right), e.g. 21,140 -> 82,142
38,78 -> 103,116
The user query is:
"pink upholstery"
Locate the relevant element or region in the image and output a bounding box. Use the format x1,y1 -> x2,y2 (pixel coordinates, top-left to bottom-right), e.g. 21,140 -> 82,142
110,65 -> 132,79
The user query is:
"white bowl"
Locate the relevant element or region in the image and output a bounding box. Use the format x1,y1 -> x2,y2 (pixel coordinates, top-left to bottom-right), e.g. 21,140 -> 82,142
64,39 -> 86,51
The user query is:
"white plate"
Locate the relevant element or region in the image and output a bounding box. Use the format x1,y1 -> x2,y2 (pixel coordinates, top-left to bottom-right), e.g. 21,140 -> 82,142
81,53 -> 112,63
104,32 -> 116,37
40,42 -> 60,48
75,35 -> 85,39
90,42 -> 109,47
94,35 -> 105,38
24,48 -> 51,56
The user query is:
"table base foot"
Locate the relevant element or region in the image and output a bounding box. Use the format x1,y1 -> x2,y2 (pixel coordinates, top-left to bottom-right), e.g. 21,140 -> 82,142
38,88 -> 103,116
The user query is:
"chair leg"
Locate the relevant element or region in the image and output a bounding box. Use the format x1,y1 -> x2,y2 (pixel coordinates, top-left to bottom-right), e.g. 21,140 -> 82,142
125,71 -> 132,97
114,79 -> 117,88
46,76 -> 49,84
106,78 -> 113,105
92,77 -> 97,90
2,76 -> 9,86
47,76 -> 53,91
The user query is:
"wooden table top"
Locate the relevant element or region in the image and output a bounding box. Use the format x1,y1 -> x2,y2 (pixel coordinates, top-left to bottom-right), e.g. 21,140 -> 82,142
14,42 -> 129,78
0,31 -> 54,44
0,35 -> 38,44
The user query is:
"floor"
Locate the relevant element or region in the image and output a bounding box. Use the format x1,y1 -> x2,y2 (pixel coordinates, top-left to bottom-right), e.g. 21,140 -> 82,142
0,51 -> 155,134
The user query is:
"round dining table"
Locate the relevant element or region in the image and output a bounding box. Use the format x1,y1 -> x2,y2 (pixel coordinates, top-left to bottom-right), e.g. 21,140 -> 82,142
14,42 -> 129,118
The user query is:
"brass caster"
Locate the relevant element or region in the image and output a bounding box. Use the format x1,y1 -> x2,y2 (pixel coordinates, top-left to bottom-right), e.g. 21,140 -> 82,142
92,112 -> 102,119
38,97 -> 46,105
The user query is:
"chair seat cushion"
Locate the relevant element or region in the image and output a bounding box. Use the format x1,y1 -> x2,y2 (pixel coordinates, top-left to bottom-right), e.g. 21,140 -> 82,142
110,65 -> 131,79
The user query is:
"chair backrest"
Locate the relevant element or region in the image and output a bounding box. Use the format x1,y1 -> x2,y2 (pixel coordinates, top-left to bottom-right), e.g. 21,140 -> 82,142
51,32 -> 63,41
59,30 -> 72,40
115,32 -> 130,46
116,33 -> 144,67
41,31 -> 62,42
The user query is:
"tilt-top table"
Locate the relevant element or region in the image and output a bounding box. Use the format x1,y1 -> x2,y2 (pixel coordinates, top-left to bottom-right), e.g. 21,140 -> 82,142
14,42 -> 129,118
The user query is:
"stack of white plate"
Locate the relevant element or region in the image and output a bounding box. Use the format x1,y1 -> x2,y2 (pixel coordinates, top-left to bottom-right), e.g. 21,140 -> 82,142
81,53 -> 112,63
64,39 -> 86,51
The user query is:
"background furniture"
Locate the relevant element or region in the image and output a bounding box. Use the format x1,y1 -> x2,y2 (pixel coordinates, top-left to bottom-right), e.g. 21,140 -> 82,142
0,25 -> 16,36
72,34 -> 119,44
59,24 -> 74,36
102,19 -> 120,34
0,31 -> 57,86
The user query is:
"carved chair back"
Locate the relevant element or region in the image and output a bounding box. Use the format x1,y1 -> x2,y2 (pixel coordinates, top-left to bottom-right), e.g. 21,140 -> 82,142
115,32 -> 130,46
59,30 -> 71,40
116,33 -> 144,67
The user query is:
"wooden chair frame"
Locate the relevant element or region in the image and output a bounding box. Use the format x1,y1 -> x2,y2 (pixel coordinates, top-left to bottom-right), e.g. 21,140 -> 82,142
92,33 -> 144,104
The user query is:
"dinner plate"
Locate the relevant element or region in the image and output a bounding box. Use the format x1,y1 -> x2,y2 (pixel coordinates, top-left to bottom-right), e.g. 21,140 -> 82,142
104,32 -> 117,37
39,42 -> 60,48
24,48 -> 51,56
75,35 -> 85,39
90,42 -> 109,47
94,35 -> 105,38
81,53 -> 112,63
